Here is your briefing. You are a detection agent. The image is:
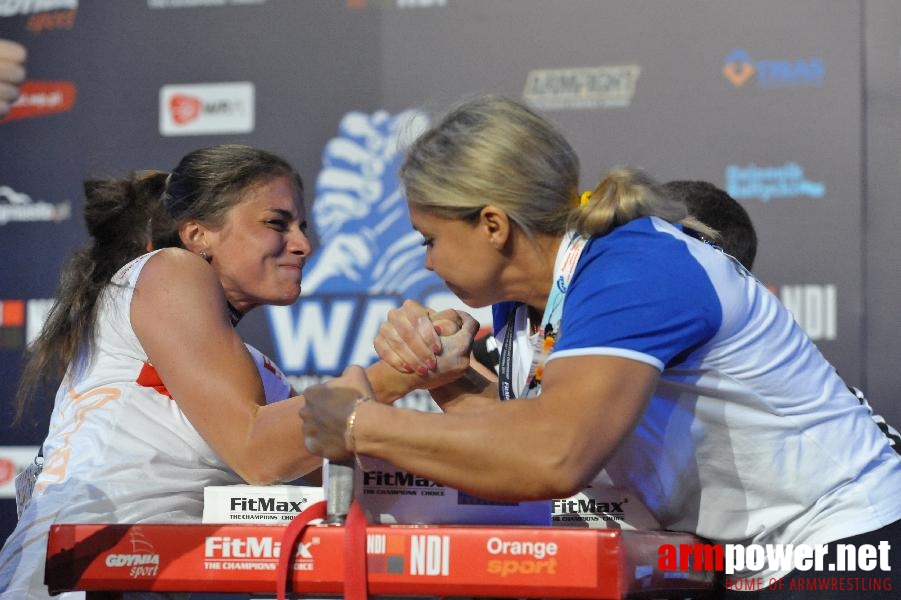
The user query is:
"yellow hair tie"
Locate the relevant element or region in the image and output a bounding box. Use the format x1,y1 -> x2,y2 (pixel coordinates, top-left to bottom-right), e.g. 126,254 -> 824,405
580,190 -> 593,206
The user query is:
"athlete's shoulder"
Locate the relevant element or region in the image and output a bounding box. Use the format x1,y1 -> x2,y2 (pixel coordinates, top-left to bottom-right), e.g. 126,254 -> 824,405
138,247 -> 214,287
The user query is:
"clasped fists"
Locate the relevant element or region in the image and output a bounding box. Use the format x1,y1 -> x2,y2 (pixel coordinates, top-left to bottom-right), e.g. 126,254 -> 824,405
374,299 -> 479,390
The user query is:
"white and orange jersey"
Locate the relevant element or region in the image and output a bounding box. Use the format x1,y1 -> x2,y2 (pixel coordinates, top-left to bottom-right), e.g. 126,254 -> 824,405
1,251 -> 245,599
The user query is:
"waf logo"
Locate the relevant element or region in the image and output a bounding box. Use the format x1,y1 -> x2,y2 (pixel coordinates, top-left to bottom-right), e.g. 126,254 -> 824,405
722,48 -> 824,88
0,81 -> 76,124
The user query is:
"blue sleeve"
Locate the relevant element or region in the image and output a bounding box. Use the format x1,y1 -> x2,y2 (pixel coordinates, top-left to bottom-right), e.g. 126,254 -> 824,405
553,223 -> 722,370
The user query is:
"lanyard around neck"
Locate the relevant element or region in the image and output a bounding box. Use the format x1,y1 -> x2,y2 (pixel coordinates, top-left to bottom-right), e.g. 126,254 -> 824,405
498,231 -> 587,400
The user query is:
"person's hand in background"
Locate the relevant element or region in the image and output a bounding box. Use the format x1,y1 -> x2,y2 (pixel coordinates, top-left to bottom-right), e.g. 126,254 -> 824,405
0,39 -> 27,118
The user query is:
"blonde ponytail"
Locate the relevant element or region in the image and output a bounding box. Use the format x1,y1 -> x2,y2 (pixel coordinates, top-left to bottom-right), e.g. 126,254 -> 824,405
572,167 -> 719,241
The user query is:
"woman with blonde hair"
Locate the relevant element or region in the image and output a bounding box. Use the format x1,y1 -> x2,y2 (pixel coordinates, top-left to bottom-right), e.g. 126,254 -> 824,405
301,95 -> 901,597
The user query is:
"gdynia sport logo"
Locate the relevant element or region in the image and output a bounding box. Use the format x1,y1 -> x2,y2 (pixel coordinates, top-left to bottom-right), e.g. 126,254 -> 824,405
658,540 -> 892,592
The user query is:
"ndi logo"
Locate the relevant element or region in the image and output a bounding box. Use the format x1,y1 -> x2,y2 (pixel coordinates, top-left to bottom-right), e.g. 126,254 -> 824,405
725,163 -> 825,202
723,48 -> 824,88
267,110 -> 491,378
770,284 -> 837,341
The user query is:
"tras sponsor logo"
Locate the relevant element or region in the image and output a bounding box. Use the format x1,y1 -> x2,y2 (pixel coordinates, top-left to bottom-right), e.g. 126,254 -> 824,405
0,81 -> 76,124
159,82 -> 254,136
0,0 -> 77,33
723,48 -> 824,88
486,536 -> 558,577
104,529 -> 161,579
267,109 -> 492,382
523,65 -> 641,110
0,185 -> 71,224
725,163 -> 825,202
769,284 -> 837,341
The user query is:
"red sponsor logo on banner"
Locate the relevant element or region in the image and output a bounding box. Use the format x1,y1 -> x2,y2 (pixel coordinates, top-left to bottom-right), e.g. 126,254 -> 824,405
1,300 -> 25,327
169,94 -> 202,125
0,458 -> 14,485
26,9 -> 77,33
0,81 -> 76,124
0,299 -> 26,350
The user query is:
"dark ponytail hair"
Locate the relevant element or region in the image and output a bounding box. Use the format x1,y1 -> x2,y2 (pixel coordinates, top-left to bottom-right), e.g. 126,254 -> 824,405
153,144 -> 303,249
13,171 -> 168,423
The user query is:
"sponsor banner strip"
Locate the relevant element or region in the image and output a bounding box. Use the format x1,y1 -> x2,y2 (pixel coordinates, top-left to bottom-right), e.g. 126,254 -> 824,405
47,523 -> 715,596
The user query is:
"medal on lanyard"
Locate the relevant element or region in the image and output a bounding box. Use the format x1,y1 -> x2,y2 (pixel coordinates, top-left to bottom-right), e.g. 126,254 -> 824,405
497,232 -> 587,400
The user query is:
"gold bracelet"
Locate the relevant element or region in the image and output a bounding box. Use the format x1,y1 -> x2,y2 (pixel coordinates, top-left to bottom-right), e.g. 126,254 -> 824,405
344,395 -> 373,454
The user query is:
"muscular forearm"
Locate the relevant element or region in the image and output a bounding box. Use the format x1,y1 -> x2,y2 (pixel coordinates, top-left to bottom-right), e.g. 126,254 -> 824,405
351,397 -> 586,501
365,360 -> 498,413
429,366 -> 498,413
365,360 -> 420,404
240,397 -> 324,484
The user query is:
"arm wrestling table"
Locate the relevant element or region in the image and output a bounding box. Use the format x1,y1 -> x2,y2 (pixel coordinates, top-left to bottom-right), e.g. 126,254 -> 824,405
46,521 -> 716,598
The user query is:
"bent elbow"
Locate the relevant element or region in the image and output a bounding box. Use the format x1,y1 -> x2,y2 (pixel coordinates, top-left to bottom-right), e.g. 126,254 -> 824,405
232,456 -> 322,486
234,465 -> 282,486
525,457 -> 595,500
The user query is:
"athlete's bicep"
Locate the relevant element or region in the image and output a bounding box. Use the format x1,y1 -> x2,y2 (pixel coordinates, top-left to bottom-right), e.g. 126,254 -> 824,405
536,353 -> 659,488
131,250 -> 266,473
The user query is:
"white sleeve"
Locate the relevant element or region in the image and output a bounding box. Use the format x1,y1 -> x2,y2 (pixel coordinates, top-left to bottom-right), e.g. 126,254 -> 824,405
245,343 -> 293,404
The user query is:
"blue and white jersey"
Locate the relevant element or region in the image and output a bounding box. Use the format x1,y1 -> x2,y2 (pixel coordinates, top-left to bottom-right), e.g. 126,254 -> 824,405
494,216 -> 901,580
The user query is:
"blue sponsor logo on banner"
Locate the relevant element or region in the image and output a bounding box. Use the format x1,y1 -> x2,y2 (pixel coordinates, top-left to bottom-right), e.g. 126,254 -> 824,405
723,48 -> 824,88
725,163 -> 825,202
267,110 -> 488,376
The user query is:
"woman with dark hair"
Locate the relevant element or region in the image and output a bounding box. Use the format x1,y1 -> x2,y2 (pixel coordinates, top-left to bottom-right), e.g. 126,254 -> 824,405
1,145 -> 326,599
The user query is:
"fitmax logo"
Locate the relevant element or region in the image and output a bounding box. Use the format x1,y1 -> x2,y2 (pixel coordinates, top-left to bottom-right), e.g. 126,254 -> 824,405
363,470 -> 440,487
723,49 -> 824,88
